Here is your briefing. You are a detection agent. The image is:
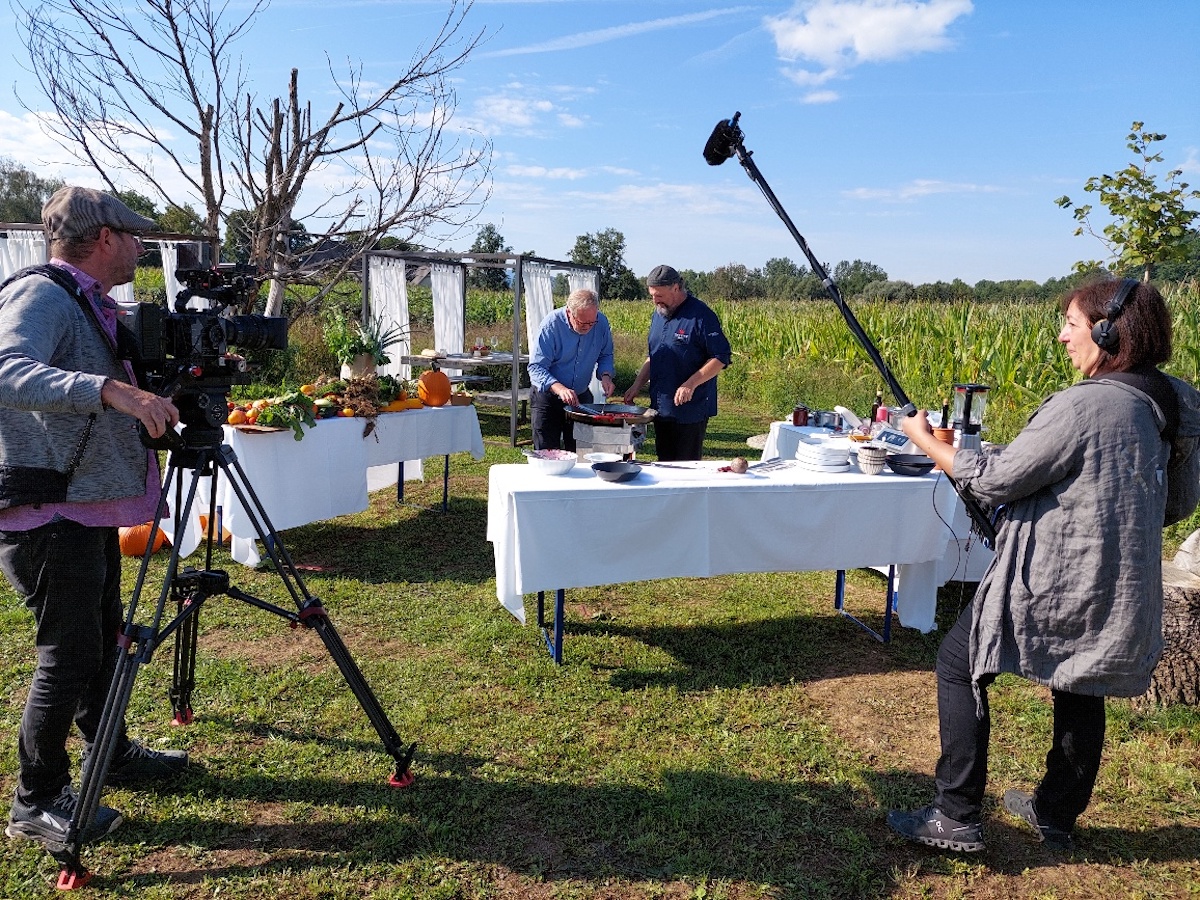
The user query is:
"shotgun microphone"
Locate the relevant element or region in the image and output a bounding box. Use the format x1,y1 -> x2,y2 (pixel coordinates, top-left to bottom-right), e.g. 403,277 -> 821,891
702,112 -> 742,166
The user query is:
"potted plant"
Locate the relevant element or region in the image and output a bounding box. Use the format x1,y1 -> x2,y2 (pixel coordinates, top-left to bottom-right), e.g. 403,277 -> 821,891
324,310 -> 407,379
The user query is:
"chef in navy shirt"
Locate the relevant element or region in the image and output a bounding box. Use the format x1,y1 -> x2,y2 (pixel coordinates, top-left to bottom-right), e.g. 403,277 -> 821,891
623,265 -> 732,460
528,288 -> 615,451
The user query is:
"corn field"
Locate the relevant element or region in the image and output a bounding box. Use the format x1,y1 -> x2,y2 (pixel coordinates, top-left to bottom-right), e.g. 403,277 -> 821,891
603,283 -> 1200,445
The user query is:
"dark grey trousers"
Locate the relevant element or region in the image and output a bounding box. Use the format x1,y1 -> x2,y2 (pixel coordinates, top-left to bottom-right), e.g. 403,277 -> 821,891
0,520 -> 128,804
934,604 -> 1105,830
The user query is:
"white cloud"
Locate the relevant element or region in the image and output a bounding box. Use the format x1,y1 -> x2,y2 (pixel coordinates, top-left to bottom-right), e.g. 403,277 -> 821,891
503,165 -> 588,180
483,7 -> 755,57
844,178 -> 999,201
767,0 -> 972,99
459,93 -> 557,136
1180,147 -> 1200,175
802,90 -> 840,104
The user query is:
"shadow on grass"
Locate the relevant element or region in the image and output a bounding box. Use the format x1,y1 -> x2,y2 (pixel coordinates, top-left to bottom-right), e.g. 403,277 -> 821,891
90,759 -> 1200,899
270,496 -> 496,585
571,610 -> 938,691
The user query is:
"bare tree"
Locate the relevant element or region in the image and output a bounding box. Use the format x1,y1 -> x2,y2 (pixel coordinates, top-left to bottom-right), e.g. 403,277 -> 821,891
16,0 -> 492,316
17,0 -> 261,262
233,5 -> 492,315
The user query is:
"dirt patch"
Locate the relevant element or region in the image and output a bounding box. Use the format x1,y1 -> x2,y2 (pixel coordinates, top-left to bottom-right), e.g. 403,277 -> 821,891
805,670 -> 940,773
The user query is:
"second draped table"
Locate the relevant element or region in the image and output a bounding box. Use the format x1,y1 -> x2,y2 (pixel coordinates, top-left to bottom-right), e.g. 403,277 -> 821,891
161,405 -> 485,565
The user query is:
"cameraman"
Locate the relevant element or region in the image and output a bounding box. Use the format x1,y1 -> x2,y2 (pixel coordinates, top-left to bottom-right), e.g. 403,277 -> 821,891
0,187 -> 187,852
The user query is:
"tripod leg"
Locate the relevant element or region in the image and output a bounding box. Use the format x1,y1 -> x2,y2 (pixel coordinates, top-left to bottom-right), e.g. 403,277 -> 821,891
214,446 -> 416,786
55,456 -> 212,886
302,607 -> 417,786
55,624 -> 150,886
170,589 -> 198,726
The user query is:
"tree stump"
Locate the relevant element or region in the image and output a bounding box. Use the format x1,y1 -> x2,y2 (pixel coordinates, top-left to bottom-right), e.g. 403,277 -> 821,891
1141,561 -> 1200,706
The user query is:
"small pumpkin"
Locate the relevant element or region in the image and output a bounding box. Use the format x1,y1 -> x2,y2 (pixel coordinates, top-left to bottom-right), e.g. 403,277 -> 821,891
417,368 -> 452,407
118,522 -> 168,556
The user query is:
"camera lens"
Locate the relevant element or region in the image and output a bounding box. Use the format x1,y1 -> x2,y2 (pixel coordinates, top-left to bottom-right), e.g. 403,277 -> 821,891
225,315 -> 289,351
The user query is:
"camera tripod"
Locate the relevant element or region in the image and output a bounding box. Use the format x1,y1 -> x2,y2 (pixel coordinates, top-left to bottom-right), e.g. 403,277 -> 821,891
53,423 -> 416,889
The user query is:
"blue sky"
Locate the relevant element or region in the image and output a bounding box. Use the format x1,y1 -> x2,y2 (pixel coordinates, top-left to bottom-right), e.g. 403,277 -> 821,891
2,0 -> 1198,285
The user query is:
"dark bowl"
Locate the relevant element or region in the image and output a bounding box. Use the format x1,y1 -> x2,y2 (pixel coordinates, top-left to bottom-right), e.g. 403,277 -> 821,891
592,461 -> 642,483
886,453 -> 936,476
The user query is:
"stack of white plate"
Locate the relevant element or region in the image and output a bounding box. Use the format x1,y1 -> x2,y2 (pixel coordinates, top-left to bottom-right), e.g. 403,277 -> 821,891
793,435 -> 851,472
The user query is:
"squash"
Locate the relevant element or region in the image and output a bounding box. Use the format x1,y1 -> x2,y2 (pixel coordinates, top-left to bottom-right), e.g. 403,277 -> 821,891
118,522 -> 167,556
417,368 -> 452,407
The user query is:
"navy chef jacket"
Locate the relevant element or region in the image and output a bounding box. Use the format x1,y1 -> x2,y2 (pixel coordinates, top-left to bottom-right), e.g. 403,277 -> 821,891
646,292 -> 732,423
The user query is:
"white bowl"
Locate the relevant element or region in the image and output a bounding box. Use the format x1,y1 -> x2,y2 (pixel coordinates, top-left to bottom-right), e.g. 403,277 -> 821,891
584,452 -> 621,464
525,449 -> 577,475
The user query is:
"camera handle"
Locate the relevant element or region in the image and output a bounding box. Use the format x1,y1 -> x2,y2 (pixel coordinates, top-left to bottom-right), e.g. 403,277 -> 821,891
53,432 -> 416,889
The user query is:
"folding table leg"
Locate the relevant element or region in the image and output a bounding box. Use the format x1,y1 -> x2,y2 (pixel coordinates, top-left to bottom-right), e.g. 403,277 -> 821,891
834,568 -> 897,643
535,589 -> 565,664
441,455 -> 450,512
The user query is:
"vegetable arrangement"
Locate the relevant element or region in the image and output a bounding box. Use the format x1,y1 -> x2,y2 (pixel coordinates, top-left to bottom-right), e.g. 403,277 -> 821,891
227,390 -> 317,440
224,371 -> 463,441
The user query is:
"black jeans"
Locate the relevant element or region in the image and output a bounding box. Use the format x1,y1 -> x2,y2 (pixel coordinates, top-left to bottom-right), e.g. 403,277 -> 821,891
653,418 -> 708,461
934,604 -> 1105,830
0,520 -> 129,804
531,388 -> 592,451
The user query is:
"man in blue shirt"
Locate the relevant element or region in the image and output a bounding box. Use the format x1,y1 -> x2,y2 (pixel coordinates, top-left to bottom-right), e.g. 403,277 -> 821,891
527,289 -> 615,451
622,265 -> 731,460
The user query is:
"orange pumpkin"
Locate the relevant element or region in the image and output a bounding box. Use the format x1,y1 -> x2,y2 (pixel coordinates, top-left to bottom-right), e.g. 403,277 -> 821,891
118,522 -> 167,556
417,369 -> 452,407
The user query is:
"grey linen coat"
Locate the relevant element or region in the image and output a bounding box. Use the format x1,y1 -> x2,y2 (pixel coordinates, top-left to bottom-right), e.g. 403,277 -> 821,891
953,375 -> 1200,698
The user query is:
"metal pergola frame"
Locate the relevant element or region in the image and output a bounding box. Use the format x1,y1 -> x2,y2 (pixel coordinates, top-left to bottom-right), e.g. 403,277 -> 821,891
363,250 -> 602,446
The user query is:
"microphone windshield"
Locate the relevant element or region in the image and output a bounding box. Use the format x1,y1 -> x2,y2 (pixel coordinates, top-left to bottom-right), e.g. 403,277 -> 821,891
703,116 -> 740,166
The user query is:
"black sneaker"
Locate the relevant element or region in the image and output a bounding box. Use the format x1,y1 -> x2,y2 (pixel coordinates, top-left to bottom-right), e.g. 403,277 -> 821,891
87,739 -> 189,786
1003,789 -> 1075,850
5,786 -> 123,852
887,803 -> 986,853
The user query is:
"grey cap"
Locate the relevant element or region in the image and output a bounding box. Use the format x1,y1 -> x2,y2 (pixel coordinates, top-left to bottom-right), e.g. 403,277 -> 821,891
42,186 -> 158,242
646,264 -> 682,287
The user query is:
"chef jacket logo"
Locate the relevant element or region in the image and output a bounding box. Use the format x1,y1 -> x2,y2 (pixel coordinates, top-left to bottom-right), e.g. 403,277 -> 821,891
674,327 -> 690,343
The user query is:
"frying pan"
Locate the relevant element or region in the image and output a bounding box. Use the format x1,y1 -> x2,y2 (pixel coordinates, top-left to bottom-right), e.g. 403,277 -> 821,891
565,403 -> 657,426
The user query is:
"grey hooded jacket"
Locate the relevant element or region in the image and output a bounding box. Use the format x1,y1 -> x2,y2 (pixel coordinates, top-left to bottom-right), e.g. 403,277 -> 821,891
0,268 -> 148,509
953,374 -> 1200,698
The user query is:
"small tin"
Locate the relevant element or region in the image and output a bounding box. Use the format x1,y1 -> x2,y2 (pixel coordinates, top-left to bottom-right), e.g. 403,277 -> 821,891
792,404 -> 809,427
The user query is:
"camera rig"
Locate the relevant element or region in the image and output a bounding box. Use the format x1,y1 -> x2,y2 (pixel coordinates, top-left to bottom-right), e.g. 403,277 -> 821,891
117,265 -> 289,449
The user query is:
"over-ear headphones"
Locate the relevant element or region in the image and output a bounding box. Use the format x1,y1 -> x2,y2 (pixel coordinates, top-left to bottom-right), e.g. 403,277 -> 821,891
1091,278 -> 1139,352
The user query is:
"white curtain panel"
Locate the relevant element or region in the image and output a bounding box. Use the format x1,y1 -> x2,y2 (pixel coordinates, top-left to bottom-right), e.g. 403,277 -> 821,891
369,256 -> 411,379
160,242 -> 184,309
431,262 -> 465,357
567,269 -> 599,298
566,268 -> 606,402
521,262 -> 554,353
0,229 -> 47,279
110,283 -> 135,304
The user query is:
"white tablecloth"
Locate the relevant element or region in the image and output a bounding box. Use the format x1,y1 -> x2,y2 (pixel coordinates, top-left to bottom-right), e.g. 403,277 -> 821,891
162,405 -> 484,564
762,421 -> 994,584
487,458 -> 967,633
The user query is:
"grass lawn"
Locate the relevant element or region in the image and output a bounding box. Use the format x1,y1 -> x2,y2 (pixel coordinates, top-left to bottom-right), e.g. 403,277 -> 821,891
2,399 -> 1199,899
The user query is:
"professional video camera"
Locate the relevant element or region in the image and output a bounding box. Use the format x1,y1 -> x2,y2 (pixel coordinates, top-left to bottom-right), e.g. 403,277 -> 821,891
117,264 -> 289,447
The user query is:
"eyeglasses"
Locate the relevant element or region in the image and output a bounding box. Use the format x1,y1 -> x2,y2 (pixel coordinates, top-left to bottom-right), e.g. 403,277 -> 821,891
567,309 -> 597,329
